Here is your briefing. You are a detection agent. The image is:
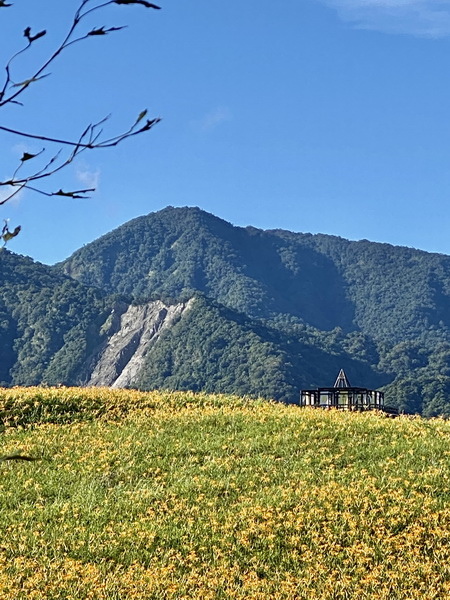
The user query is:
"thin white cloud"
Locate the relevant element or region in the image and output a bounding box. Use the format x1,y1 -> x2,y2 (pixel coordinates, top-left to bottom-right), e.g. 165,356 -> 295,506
12,143 -> 32,156
193,106 -> 232,132
319,0 -> 450,37
0,186 -> 24,207
75,163 -> 101,190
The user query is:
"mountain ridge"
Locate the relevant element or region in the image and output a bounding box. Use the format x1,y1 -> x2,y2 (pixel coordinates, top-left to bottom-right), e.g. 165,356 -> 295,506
3,206 -> 450,414
58,206 -> 450,344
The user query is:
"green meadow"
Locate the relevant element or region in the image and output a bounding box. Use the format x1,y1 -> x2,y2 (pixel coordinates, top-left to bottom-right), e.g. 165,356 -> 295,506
1,387 -> 450,599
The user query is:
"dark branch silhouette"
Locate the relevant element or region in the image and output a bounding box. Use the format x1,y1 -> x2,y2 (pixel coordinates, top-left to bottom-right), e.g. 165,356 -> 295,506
0,454 -> 40,462
0,0 -> 161,211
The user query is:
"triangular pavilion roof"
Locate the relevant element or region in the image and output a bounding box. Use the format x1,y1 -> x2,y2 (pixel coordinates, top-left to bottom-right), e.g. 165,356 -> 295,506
333,369 -> 351,389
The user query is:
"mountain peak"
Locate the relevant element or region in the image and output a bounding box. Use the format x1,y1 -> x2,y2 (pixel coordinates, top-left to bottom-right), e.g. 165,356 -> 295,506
5,206 -> 450,414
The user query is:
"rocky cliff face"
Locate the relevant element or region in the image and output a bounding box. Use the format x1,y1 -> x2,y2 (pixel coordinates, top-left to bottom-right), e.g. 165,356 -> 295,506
87,299 -> 194,388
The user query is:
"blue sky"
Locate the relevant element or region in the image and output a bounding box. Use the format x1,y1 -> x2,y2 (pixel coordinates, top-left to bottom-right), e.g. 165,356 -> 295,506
2,0 -> 450,264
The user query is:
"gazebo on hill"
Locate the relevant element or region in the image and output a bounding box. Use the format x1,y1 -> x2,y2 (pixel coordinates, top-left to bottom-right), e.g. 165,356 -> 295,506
300,369 -> 394,413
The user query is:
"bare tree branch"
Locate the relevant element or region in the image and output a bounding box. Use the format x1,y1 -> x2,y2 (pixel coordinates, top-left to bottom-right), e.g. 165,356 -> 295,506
0,0 -> 162,213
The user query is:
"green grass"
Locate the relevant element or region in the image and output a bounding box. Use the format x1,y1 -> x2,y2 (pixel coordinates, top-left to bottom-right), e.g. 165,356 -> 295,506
1,387 -> 450,598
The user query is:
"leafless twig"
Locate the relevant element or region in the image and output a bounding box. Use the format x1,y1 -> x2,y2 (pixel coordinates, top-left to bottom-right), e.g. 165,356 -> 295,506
0,0 -> 161,207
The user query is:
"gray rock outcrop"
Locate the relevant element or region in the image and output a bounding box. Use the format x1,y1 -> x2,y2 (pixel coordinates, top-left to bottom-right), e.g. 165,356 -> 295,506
87,298 -> 193,388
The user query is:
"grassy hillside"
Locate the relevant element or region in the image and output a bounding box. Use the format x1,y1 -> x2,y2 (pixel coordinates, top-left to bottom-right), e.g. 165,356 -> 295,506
1,388 -> 450,599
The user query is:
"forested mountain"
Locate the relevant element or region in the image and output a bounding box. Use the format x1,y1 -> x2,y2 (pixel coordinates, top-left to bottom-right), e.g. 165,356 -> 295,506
57,207 -> 450,347
133,295 -> 386,403
4,206 -> 450,414
0,250 -> 112,386
0,249 -> 381,405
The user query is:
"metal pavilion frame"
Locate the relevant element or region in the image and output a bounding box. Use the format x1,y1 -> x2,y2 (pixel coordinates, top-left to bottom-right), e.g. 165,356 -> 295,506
300,369 -> 387,412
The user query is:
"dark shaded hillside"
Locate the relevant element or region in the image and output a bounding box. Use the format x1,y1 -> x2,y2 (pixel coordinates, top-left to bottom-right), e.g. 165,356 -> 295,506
279,231 -> 450,347
57,207 -> 355,330
0,249 -> 112,386
135,295 -> 387,403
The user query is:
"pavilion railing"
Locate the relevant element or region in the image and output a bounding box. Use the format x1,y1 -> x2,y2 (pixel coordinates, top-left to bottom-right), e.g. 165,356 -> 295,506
301,402 -> 398,415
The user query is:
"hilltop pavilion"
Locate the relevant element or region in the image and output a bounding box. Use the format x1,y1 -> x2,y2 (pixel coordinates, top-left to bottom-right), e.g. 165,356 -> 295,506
300,369 -> 386,411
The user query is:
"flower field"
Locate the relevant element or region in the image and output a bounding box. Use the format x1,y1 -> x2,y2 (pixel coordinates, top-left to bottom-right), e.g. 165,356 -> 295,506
1,387 -> 450,599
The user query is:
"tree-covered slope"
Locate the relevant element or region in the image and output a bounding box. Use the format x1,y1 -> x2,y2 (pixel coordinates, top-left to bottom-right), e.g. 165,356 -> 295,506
1,250 -> 384,405
280,231 -> 450,347
134,295 -> 386,404
56,206 -> 450,415
0,249 -> 112,386
6,206 -> 450,414
58,206 -> 450,346
57,207 -> 354,329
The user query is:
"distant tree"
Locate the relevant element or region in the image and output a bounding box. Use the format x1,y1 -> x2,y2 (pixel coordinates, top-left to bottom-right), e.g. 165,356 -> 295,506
0,0 -> 161,243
